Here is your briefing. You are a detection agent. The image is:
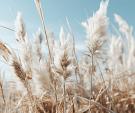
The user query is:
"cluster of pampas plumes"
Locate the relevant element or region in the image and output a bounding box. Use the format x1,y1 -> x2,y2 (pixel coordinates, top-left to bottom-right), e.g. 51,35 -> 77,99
0,0 -> 135,113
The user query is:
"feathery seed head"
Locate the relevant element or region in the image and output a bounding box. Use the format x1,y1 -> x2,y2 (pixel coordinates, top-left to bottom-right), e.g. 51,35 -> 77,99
15,12 -> 26,42
0,41 -> 11,61
114,14 -> 131,34
82,0 -> 109,56
53,27 -> 74,80
12,60 -> 27,81
34,28 -> 43,44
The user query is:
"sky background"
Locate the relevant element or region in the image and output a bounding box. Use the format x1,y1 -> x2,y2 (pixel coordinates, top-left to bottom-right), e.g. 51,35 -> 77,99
0,0 -> 135,78
0,0 -> 135,45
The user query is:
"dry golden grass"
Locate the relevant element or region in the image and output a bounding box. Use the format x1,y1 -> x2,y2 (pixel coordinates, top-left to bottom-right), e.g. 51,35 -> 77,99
0,0 -> 135,113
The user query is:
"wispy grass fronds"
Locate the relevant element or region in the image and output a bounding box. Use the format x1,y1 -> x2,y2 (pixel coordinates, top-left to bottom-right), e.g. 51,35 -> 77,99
1,0 -> 135,113
82,1 -> 109,103
114,14 -> 135,74
66,18 -> 81,85
108,36 -> 124,73
53,27 -> 75,112
33,28 -> 43,61
53,27 -> 74,80
0,41 -> 11,61
15,13 -> 33,80
82,0 -> 109,58
32,62 -> 53,96
81,1 -> 110,111
15,12 -> 26,42
12,59 -> 27,81
114,14 -> 132,36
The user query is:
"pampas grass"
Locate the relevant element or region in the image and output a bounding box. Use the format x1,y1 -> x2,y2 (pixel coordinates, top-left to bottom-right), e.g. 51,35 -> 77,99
0,41 -> 11,61
0,0 -> 135,113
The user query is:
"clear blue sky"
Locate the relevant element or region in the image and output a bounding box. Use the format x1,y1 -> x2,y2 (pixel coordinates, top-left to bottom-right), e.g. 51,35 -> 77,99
0,0 -> 135,44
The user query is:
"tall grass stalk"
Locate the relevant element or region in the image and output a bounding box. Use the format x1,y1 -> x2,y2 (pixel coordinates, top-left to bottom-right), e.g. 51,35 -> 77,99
0,80 -> 6,105
34,0 -> 52,62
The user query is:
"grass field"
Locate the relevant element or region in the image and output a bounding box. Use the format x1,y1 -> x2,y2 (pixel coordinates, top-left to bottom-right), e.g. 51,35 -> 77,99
0,0 -> 135,113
